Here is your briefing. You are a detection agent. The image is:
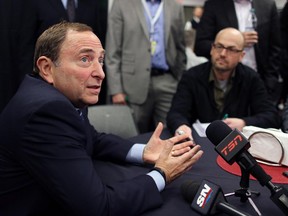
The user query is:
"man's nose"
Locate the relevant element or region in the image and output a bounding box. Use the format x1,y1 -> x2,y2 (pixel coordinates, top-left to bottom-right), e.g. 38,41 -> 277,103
220,48 -> 228,55
92,63 -> 105,80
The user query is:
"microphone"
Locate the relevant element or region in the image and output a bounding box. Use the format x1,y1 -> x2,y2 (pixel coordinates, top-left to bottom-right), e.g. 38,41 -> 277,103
181,179 -> 252,216
206,120 -> 271,186
206,120 -> 288,215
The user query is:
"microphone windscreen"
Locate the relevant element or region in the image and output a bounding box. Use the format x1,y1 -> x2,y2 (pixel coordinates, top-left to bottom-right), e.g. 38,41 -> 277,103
181,181 -> 201,203
206,120 -> 232,146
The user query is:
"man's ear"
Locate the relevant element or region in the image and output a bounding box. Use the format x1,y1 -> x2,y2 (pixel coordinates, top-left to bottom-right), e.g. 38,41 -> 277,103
36,56 -> 54,84
238,51 -> 246,62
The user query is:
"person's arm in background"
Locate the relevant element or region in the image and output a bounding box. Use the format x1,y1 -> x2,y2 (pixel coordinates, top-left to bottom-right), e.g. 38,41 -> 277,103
105,0 -> 126,104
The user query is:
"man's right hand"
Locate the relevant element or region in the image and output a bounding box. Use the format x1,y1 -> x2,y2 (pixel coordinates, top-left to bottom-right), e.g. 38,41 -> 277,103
112,93 -> 127,105
242,31 -> 258,47
154,138 -> 203,184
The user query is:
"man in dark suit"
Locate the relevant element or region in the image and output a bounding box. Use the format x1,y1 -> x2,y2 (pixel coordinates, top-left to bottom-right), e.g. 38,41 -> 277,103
194,0 -> 282,105
0,22 -> 203,216
167,28 -> 280,140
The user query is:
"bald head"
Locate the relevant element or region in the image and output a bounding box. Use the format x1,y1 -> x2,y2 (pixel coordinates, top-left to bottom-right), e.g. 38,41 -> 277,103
215,28 -> 245,50
210,28 -> 245,76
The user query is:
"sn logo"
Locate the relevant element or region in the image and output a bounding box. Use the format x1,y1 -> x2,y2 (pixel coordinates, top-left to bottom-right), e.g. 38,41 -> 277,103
197,184 -> 212,208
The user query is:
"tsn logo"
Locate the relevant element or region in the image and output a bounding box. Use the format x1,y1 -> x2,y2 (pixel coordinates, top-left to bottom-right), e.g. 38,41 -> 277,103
220,135 -> 242,156
197,184 -> 213,208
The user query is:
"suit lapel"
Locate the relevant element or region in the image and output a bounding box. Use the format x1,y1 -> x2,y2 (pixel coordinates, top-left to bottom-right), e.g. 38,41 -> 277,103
134,0 -> 149,40
163,0 -> 171,46
226,0 -> 239,28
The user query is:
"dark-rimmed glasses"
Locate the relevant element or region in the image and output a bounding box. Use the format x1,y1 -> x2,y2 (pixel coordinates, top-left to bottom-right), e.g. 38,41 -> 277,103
212,43 -> 243,55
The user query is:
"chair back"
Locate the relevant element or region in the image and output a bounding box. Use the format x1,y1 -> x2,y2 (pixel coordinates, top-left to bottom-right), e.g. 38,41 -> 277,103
88,105 -> 139,138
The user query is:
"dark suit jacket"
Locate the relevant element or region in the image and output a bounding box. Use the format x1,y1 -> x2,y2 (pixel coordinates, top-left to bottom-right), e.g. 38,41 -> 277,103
0,0 -> 28,113
166,62 -> 281,134
194,0 -> 282,92
0,75 -> 162,215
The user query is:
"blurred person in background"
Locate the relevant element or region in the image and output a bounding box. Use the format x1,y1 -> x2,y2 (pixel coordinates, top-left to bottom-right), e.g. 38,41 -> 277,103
167,28 -> 280,140
105,0 -> 186,133
195,0 -> 282,106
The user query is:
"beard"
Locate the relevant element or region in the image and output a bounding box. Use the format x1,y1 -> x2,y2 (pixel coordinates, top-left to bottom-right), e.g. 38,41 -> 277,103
212,57 -> 232,73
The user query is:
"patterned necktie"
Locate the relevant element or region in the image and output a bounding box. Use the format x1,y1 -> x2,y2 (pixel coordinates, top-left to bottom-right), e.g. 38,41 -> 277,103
67,0 -> 76,22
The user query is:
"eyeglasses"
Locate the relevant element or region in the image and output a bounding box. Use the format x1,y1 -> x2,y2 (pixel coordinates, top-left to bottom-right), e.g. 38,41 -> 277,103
212,44 -> 243,55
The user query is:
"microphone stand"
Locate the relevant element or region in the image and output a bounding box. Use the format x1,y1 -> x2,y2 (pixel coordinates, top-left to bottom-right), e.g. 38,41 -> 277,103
224,167 -> 262,216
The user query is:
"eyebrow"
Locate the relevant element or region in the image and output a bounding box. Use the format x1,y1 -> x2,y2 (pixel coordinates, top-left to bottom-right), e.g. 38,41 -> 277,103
79,48 -> 105,56
217,43 -> 238,49
79,48 -> 95,54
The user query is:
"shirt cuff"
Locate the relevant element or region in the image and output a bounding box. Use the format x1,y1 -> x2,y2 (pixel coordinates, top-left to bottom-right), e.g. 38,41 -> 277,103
146,170 -> 165,191
126,143 -> 145,164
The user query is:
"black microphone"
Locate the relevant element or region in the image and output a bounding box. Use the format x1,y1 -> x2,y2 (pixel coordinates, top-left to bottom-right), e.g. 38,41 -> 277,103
206,120 -> 271,186
181,179 -> 252,216
206,120 -> 288,215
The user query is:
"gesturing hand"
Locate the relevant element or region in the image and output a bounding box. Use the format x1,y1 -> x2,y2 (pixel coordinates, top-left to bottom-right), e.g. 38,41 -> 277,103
154,140 -> 203,184
143,122 -> 197,164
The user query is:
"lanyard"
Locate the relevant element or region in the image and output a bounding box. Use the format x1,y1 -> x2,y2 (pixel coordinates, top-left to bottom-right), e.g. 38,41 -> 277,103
141,0 -> 163,35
